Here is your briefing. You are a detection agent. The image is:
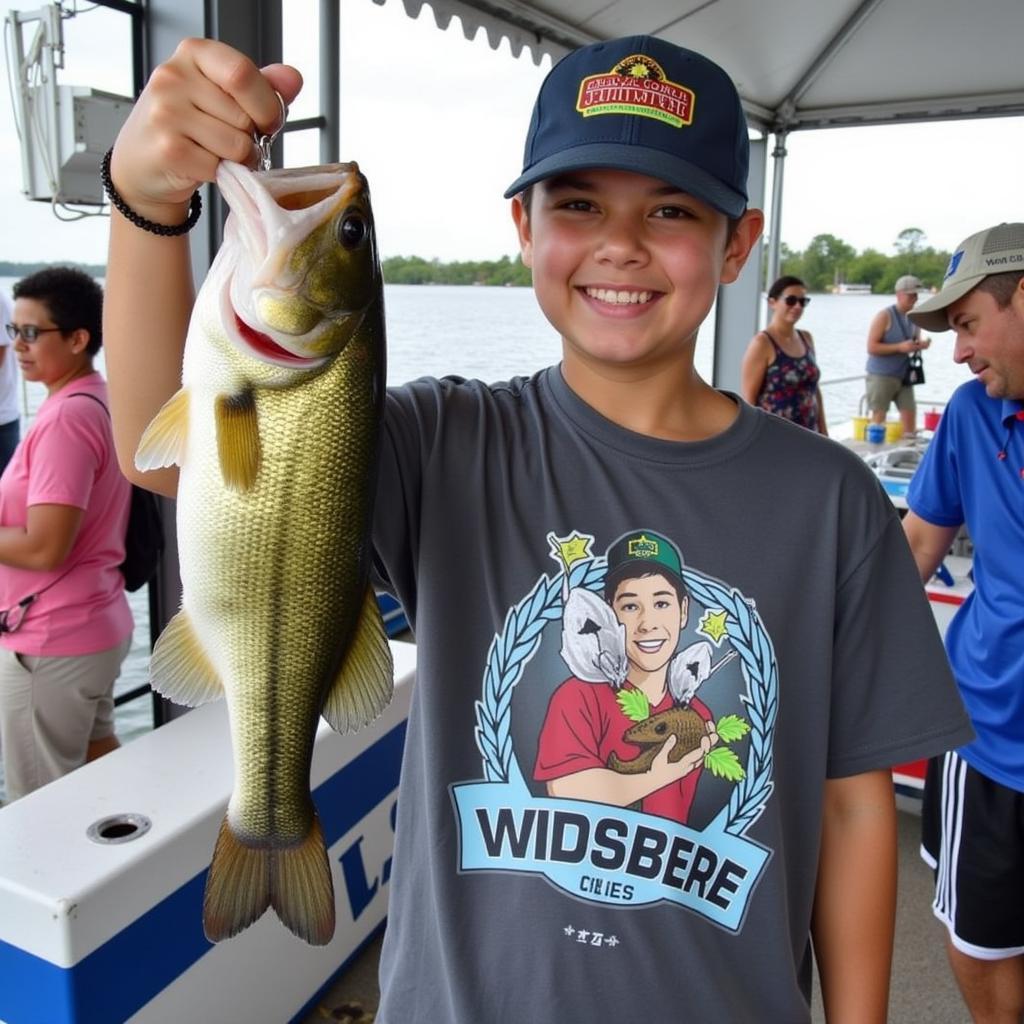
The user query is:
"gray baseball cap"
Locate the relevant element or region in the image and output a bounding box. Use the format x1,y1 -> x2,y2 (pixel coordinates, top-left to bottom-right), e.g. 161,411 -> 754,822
894,274 -> 925,294
909,223 -> 1024,332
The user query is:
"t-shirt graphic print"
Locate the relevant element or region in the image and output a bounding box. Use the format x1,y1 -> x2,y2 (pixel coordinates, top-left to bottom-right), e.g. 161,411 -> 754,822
450,528 -> 776,934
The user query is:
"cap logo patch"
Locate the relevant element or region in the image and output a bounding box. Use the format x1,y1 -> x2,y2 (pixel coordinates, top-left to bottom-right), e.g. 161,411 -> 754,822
576,55 -> 695,129
627,534 -> 660,559
945,250 -> 964,280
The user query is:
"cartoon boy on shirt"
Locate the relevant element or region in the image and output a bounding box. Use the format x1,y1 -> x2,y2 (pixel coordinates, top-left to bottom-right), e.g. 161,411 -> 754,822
534,530 -> 718,823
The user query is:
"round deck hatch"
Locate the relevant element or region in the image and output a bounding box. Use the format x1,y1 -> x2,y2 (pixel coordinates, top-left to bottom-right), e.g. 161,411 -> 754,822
86,813 -> 152,845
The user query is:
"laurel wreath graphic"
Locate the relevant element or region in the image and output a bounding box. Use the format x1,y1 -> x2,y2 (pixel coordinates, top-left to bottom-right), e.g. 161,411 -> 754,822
473,556 -> 777,835
681,570 -> 777,836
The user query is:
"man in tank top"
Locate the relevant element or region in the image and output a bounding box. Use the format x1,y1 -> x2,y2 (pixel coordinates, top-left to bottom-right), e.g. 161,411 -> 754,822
864,274 -> 932,435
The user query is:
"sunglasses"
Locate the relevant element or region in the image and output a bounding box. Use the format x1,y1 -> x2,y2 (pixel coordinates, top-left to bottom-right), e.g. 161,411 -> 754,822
782,295 -> 811,308
4,323 -> 65,343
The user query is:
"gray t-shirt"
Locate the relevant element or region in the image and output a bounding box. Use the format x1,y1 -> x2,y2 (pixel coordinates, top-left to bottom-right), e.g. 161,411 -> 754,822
371,366 -> 971,1023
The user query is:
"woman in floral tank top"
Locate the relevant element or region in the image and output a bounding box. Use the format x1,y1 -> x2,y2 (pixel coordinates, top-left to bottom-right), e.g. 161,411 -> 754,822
740,275 -> 828,435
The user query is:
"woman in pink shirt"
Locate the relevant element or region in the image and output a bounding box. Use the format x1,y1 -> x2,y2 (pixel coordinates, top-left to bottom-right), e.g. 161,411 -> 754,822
0,267 -> 133,802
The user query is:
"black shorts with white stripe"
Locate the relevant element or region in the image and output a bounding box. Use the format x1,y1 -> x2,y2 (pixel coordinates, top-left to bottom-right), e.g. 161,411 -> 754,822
921,750 -> 1024,960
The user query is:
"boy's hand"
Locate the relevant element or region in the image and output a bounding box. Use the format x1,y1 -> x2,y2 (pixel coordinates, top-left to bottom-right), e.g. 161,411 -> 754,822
648,725 -> 717,787
109,38 -> 303,225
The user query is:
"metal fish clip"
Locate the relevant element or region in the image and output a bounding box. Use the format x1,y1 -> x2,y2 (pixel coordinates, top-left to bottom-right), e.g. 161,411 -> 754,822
254,91 -> 288,171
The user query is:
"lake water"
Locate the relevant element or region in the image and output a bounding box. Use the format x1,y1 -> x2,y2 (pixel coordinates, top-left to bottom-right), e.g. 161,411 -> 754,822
0,281 -> 972,801
379,285 -> 972,430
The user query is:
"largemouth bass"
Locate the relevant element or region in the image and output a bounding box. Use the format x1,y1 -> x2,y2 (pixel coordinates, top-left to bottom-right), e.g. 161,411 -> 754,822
135,160 -> 393,946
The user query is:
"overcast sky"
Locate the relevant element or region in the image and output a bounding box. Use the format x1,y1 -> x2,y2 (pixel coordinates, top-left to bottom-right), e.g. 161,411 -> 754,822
1,0 -> 1022,266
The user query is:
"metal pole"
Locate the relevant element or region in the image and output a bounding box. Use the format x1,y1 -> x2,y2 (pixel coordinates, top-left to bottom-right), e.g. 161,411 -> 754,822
320,0 -> 339,163
766,131 -> 788,290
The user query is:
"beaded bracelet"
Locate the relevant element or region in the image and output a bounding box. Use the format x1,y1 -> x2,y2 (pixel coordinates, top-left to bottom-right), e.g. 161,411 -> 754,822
100,148 -> 202,236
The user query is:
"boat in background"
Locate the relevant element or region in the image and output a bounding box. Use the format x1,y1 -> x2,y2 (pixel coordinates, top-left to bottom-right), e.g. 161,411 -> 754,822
834,282 -> 872,295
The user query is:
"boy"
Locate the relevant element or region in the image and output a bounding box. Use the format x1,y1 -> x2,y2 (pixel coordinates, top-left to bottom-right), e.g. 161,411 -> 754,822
902,224 -> 1024,1023
103,34 -> 970,1023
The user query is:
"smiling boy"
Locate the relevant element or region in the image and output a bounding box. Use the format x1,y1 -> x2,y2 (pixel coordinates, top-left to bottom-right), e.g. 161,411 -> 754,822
103,33 -> 971,1024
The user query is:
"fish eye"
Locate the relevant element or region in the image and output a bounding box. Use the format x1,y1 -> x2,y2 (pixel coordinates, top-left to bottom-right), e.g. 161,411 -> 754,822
655,723 -> 667,735
337,209 -> 369,250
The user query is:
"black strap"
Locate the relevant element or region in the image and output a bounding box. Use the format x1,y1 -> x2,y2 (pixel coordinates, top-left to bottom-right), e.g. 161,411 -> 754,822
0,392 -> 113,630
72,391 -> 109,415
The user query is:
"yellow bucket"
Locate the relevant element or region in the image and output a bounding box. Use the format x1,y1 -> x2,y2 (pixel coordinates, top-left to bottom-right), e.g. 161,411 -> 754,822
885,419 -> 903,443
851,395 -> 869,441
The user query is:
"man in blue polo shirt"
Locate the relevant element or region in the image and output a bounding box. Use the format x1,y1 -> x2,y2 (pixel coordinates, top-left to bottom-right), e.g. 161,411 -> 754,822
902,222 -> 1024,1024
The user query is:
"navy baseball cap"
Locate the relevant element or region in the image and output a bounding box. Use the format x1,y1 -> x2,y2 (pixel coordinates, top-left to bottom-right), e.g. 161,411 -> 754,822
504,35 -> 749,217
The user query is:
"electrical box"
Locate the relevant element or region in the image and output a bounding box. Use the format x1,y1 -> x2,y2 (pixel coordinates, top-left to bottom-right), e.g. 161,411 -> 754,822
20,85 -> 133,205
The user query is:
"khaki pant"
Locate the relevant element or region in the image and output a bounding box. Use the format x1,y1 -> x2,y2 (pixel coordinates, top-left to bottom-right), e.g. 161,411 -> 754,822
865,372 -> 916,413
0,637 -> 131,802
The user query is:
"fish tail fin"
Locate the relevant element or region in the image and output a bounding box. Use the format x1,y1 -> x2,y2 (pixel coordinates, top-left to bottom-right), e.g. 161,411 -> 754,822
270,813 -> 336,946
203,815 -> 272,942
135,387 -> 190,471
202,814 -> 336,946
322,585 -> 394,734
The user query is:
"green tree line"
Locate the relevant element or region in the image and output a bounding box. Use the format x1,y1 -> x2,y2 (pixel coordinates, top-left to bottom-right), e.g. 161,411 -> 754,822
0,260 -> 106,279
381,254 -> 531,287
1,226 -> 950,295
779,227 -> 951,293
383,226 -> 952,293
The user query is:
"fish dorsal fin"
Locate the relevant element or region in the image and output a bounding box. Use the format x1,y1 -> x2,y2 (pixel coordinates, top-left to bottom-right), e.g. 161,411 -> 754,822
215,390 -> 261,491
135,387 -> 190,471
322,586 -> 395,734
150,608 -> 224,706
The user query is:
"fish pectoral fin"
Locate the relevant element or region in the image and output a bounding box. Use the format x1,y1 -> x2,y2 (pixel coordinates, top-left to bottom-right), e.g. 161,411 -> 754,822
149,609 -> 224,706
215,390 -> 261,491
135,387 -> 190,471
322,586 -> 395,734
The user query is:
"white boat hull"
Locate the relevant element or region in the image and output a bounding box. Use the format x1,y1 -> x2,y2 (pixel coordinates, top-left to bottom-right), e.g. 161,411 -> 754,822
0,641 -> 416,1024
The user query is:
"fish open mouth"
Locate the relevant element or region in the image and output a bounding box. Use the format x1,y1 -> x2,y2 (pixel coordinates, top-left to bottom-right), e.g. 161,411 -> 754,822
233,313 -> 320,367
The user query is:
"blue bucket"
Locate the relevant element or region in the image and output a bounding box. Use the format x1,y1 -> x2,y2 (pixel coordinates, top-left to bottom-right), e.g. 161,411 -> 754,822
866,423 -> 886,444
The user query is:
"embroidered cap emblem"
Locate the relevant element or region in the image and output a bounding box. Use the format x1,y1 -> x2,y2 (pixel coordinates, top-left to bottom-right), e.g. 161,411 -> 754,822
627,534 -> 660,559
576,55 -> 695,129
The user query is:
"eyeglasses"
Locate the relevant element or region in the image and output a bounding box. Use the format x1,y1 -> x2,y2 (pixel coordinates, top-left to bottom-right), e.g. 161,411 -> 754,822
782,295 -> 811,308
4,323 -> 65,342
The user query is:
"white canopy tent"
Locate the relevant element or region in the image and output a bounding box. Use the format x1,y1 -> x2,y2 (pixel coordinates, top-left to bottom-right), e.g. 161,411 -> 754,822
387,0 -> 1024,131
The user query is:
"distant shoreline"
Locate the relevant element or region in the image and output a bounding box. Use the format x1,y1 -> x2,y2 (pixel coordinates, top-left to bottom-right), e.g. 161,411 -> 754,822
0,260 -> 105,278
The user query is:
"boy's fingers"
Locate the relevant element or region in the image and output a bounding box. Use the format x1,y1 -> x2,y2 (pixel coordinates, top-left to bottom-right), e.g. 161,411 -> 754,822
110,39 -> 303,212
184,39 -> 300,138
260,64 -> 304,112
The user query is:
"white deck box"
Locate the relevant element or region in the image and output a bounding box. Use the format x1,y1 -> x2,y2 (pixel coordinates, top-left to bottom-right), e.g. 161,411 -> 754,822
0,640 -> 414,1024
